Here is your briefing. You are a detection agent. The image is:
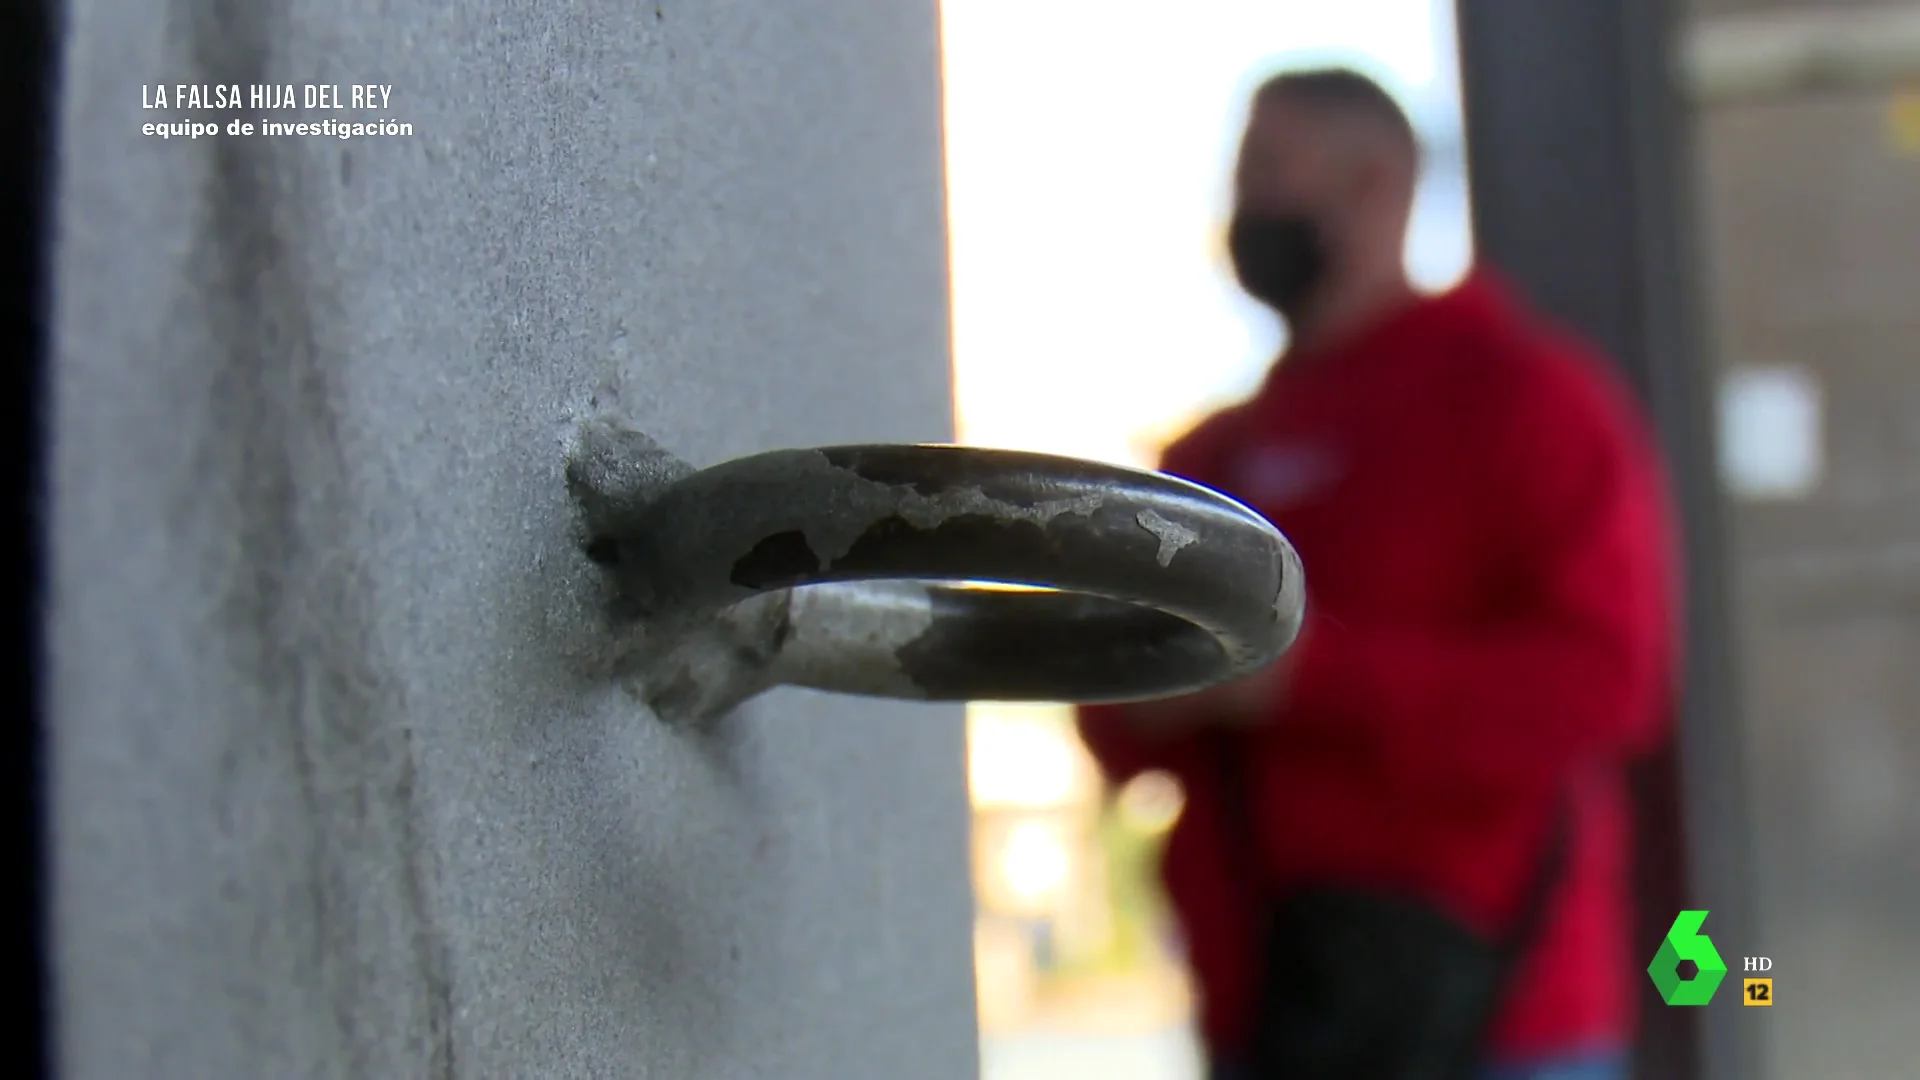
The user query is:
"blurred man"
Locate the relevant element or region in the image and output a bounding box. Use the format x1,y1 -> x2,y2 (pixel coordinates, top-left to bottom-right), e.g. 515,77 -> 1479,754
1076,68 -> 1679,1080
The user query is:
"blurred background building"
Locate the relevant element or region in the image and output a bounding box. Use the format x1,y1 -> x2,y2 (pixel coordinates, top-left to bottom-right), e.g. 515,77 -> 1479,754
941,1 -> 1919,1077
1688,1 -> 1920,1075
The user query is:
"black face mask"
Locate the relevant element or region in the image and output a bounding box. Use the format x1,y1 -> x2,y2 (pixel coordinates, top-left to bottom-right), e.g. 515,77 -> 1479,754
1228,211 -> 1328,315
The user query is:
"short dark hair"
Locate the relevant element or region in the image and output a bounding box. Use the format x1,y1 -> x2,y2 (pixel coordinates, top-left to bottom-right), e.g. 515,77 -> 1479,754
1252,66 -> 1417,153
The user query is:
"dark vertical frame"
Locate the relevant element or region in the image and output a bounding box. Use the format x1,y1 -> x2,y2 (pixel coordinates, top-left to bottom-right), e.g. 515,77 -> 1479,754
6,0 -> 57,1075
1451,2 -> 1762,1079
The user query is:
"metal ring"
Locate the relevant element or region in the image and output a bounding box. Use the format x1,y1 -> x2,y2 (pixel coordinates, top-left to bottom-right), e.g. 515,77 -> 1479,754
591,442 -> 1305,707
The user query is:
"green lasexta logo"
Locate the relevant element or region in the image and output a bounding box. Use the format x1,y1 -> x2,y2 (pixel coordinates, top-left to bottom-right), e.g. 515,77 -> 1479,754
1648,909 -> 1728,1005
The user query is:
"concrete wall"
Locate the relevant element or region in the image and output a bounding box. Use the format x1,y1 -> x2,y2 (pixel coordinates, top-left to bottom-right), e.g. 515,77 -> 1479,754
46,1 -> 978,1077
1693,79 -> 1920,1079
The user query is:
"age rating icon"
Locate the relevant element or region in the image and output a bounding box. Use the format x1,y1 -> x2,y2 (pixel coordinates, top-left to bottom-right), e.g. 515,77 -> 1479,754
1648,909 -> 1728,1006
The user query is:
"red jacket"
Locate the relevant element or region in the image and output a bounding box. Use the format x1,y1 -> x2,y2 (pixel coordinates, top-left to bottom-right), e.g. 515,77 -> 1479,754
1077,270 -> 1680,1062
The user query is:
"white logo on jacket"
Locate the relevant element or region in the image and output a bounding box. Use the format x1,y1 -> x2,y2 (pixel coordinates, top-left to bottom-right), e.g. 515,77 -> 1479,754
1229,442 -> 1345,509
